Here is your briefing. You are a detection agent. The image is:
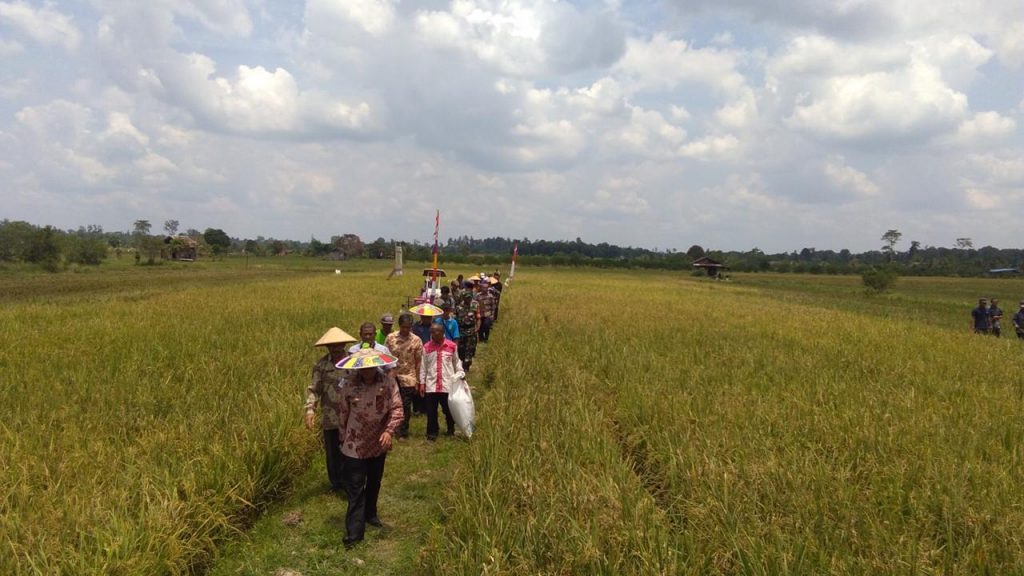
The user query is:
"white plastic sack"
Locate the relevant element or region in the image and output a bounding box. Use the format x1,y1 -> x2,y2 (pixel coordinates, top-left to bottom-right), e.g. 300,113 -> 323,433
448,377 -> 475,438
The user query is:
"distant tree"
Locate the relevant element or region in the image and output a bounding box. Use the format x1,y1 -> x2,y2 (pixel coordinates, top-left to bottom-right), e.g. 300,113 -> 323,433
203,228 -> 231,256
955,237 -> 973,249
268,240 -> 285,255
862,267 -> 898,292
26,226 -> 62,271
331,234 -> 364,258
163,219 -> 179,236
133,220 -> 151,236
686,244 -> 705,259
307,237 -> 331,257
908,240 -> 921,260
0,220 -> 38,261
138,236 -> 164,264
67,227 -> 108,265
881,229 -> 902,261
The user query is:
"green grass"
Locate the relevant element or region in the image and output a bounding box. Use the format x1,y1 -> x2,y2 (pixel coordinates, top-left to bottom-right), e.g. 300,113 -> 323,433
6,265 -> 1024,574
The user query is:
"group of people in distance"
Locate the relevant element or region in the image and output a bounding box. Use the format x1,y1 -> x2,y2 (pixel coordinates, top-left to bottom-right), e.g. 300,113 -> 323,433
971,297 -> 1024,338
303,271 -> 504,548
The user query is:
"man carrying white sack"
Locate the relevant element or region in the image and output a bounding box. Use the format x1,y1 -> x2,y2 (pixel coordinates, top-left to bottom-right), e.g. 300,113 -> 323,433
419,323 -> 465,441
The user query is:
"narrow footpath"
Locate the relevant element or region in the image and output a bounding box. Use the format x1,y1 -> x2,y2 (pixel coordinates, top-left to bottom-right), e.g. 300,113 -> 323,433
207,351 -> 494,576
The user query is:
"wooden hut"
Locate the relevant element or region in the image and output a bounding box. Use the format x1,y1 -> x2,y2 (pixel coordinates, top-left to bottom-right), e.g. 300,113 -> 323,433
692,256 -> 727,278
164,235 -> 198,261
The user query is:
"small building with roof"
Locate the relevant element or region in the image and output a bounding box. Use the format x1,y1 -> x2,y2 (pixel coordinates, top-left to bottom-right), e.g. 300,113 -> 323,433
692,256 -> 727,278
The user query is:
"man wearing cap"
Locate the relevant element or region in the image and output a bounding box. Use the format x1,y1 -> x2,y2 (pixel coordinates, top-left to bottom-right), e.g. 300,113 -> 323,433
385,313 -> 423,438
989,298 -> 1004,337
1013,301 -> 1024,339
336,349 -> 403,548
455,290 -> 480,372
419,323 -> 465,440
972,298 -> 991,334
305,327 -> 358,491
376,314 -> 394,345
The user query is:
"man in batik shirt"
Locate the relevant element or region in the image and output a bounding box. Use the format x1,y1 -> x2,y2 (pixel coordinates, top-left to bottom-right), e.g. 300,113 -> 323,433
305,327 -> 357,491
384,313 -> 423,438
337,349 -> 403,548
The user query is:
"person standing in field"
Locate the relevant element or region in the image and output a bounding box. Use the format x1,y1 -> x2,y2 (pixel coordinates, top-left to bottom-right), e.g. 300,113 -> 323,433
419,323 -> 464,440
475,279 -> 496,342
972,298 -> 991,334
989,298 -> 1004,337
455,290 -> 480,372
384,313 -> 423,439
305,327 -> 358,491
1013,301 -> 1024,339
376,313 -> 394,345
336,349 -> 403,548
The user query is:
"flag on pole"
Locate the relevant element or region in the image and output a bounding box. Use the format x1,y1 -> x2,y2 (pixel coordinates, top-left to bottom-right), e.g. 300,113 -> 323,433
509,241 -> 518,282
431,210 -> 439,283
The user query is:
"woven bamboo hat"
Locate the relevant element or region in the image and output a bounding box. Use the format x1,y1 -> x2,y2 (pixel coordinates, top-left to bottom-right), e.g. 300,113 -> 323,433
314,327 -> 358,347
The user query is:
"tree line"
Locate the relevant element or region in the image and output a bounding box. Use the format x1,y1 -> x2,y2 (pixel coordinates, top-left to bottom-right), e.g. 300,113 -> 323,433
1,219 -> 1020,278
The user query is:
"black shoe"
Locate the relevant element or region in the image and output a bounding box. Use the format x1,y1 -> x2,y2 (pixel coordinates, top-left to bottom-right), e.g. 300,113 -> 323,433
445,430 -> 455,436
343,536 -> 362,549
426,435 -> 437,442
366,516 -> 383,528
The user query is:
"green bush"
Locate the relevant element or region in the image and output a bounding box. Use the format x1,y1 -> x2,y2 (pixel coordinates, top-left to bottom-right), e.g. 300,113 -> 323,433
862,267 -> 898,292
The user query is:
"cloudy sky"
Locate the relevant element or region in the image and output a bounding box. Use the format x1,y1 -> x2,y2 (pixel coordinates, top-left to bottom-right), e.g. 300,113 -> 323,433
1,1 -> 1022,252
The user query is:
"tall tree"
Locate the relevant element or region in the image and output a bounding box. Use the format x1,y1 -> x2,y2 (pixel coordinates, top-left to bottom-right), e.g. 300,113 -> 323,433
203,228 -> 231,256
955,237 -> 973,249
133,220 -> 151,236
163,219 -> 179,236
881,229 -> 902,261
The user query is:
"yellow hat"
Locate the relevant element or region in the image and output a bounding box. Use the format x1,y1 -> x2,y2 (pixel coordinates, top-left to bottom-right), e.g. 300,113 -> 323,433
314,327 -> 358,347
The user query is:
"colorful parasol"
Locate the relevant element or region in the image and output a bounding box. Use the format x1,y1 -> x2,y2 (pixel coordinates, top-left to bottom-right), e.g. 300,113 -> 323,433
408,303 -> 443,316
335,348 -> 399,370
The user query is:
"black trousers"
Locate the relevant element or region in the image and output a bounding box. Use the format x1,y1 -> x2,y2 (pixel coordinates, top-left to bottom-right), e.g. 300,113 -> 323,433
479,317 -> 494,342
342,453 -> 387,541
396,386 -> 416,437
424,392 -> 454,438
323,429 -> 344,490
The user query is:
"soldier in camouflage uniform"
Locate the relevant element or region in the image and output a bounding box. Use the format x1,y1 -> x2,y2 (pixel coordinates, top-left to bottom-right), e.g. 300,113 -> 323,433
305,327 -> 357,491
455,290 -> 480,372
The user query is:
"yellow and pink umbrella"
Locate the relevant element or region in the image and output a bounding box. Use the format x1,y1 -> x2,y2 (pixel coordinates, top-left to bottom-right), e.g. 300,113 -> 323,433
335,348 -> 398,370
408,303 -> 443,316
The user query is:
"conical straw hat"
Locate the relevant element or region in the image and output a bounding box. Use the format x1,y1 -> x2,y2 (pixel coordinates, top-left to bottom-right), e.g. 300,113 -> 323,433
314,327 -> 358,347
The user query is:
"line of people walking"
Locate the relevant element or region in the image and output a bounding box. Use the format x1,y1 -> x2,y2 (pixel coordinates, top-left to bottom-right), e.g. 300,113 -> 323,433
971,297 -> 1024,338
302,271 -> 505,548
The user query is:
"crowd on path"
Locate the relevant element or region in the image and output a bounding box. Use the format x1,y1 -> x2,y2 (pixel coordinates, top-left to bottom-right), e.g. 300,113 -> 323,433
971,297 -> 1024,338
303,272 -> 504,548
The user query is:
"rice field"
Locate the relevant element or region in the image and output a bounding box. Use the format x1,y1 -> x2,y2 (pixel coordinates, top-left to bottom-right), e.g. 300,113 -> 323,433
4,263 -> 1024,574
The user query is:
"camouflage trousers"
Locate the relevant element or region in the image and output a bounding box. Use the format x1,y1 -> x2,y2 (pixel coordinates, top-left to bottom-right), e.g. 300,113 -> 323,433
459,331 -> 478,363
